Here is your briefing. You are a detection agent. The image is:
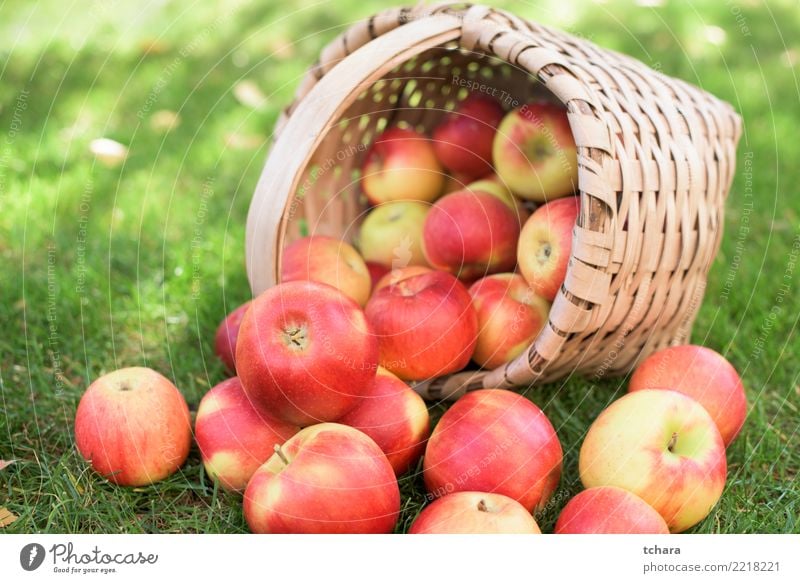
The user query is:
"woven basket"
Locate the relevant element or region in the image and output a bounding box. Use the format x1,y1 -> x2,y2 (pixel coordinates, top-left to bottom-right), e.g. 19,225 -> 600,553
245,3 -> 742,401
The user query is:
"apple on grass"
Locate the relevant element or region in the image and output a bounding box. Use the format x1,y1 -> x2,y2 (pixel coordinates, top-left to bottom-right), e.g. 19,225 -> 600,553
280,235 -> 371,307
365,270 -> 477,381
358,200 -> 430,269
579,389 -> 727,533
337,367 -> 430,475
493,101 -> 578,201
74,367 -> 191,486
409,491 -> 541,534
469,273 -> 550,369
243,423 -> 400,533
630,345 -> 747,446
517,196 -> 580,301
555,486 -> 669,534
236,280 -> 378,427
361,127 -> 444,205
195,377 -> 299,491
374,265 -> 433,293
214,301 -> 251,373
423,389 -> 563,512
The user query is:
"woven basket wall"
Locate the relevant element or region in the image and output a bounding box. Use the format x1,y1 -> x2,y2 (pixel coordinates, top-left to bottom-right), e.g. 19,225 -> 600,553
245,3 -> 742,400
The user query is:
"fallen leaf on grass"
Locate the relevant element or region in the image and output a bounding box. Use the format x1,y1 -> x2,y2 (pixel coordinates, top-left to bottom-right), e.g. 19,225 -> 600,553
0,459 -> 16,471
233,80 -> 267,110
224,132 -> 264,150
89,138 -> 129,167
149,110 -> 181,133
0,507 -> 18,528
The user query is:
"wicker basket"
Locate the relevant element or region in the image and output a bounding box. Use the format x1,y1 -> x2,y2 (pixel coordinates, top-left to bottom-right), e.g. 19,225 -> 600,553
245,3 -> 742,401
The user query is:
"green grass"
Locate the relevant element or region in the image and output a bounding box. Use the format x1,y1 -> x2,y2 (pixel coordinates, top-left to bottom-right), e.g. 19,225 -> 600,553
1,0 -> 798,534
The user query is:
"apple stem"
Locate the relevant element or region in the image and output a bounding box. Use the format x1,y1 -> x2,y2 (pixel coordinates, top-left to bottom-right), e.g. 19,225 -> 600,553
477,499 -> 488,513
667,432 -> 678,453
274,444 -> 289,466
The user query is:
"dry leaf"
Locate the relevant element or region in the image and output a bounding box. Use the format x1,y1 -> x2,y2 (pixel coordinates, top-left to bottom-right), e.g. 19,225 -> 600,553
0,459 -> 16,471
149,110 -> 181,133
265,34 -> 295,60
233,80 -> 267,110
0,507 -> 18,528
224,132 -> 264,150
89,138 -> 128,167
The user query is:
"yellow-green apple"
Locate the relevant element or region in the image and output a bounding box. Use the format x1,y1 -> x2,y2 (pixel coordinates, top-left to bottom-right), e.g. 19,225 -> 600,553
337,367 -> 430,475
493,101 -> 578,201
214,301 -> 251,373
361,127 -> 444,204
374,265 -> 433,292
194,377 -> 299,491
466,175 -> 529,222
517,196 -> 580,301
358,201 -> 430,269
74,367 -> 191,486
432,94 -> 505,181
364,270 -> 477,381
579,389 -> 727,533
409,491 -> 541,534
629,345 -> 747,446
236,280 -> 378,426
554,486 -> 670,534
243,423 -> 400,533
366,261 -> 390,289
468,273 -> 550,369
423,389 -> 562,512
280,235 -> 371,307
422,190 -> 521,281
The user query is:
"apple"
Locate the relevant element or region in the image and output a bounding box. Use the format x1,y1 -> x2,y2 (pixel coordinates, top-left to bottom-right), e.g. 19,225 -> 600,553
466,175 -> 529,222
422,190 -> 521,281
214,301 -> 251,373
74,367 -> 191,486
468,273 -> 550,369
361,127 -> 444,204
280,235 -> 372,307
629,345 -> 747,446
432,94 -> 505,181
423,389 -> 562,512
236,280 -> 379,426
517,196 -> 580,301
409,491 -> 541,534
358,201 -> 430,269
337,367 -> 430,475
493,101 -> 578,201
194,377 -> 300,491
374,265 -> 433,292
366,261 -> 391,289
579,389 -> 727,533
243,423 -> 400,533
365,270 -> 477,381
554,486 -> 670,534
441,173 -> 470,196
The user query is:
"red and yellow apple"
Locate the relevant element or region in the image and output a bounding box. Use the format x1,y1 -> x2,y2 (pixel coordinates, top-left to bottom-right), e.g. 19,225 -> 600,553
243,423 -> 400,533
517,196 -> 580,301
236,280 -> 378,426
358,201 -> 430,269
74,367 -> 191,486
579,389 -> 727,533
374,265 -> 433,292
361,127 -> 444,204
468,273 -> 550,369
338,367 -> 430,475
409,491 -> 541,534
194,377 -> 299,491
365,270 -> 477,381
214,301 -> 251,373
467,175 -> 529,222
629,345 -> 747,446
493,101 -> 578,201
554,486 -> 670,534
423,389 -> 562,512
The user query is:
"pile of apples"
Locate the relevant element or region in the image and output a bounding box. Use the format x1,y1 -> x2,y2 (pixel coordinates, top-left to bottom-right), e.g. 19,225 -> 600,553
72,94 -> 747,534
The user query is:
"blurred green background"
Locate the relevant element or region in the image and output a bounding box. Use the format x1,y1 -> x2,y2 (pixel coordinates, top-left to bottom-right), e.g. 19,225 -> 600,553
0,0 -> 797,533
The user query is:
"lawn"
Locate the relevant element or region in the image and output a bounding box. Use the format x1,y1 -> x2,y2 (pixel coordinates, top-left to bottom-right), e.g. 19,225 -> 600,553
0,0 -> 798,534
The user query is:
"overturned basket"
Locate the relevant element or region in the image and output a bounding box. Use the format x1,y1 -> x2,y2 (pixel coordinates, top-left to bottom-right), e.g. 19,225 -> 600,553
245,3 -> 742,400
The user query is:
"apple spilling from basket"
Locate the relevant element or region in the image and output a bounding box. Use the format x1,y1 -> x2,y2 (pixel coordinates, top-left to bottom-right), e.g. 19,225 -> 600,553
73,95 -> 747,534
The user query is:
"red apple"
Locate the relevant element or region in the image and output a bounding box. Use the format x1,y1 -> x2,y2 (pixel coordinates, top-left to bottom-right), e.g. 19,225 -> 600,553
361,127 -> 444,204
466,175 -> 530,222
517,196 -> 579,301
555,486 -> 670,534
579,389 -> 727,532
468,273 -> 550,369
422,190 -> 521,281
366,261 -> 391,289
374,265 -> 433,293
423,389 -> 562,512
236,280 -> 378,426
629,345 -> 747,446
337,367 -> 430,475
358,201 -> 430,269
409,491 -> 541,534
365,270 -> 477,381
280,235 -> 371,307
432,94 -> 505,181
214,301 -> 251,373
74,367 -> 191,486
243,423 -> 400,533
194,377 -> 300,491
493,101 -> 578,201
